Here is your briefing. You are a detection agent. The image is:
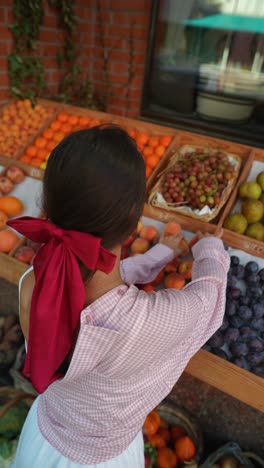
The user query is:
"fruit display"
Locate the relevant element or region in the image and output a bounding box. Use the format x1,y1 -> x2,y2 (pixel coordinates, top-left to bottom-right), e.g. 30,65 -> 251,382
205,251 -> 264,378
0,100 -> 55,158
148,146 -> 240,221
224,164 -> 264,241
143,409 -> 197,467
0,166 -> 25,196
19,110 -> 173,178
121,220 -> 194,292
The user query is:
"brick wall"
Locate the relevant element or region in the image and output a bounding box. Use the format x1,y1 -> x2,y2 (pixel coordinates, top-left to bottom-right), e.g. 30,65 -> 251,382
0,0 -> 151,118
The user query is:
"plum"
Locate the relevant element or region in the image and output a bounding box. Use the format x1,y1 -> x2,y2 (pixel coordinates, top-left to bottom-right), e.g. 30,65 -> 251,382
230,342 -> 249,357
239,295 -> 250,306
258,296 -> 264,305
225,301 -> 237,317
227,274 -> 237,288
219,317 -> 229,332
251,365 -> 264,377
224,328 -> 240,343
231,356 -> 248,370
248,338 -> 264,352
237,305 -> 253,321
213,349 -> 229,361
246,286 -> 263,299
230,256 -> 240,267
208,333 -> 224,349
251,318 -> 264,331
240,327 -> 258,340
203,344 -> 212,352
245,274 -> 260,286
252,303 -> 264,318
228,288 -> 241,300
245,261 -> 259,275
230,316 -> 244,328
258,268 -> 264,281
236,265 -> 245,280
247,351 -> 264,366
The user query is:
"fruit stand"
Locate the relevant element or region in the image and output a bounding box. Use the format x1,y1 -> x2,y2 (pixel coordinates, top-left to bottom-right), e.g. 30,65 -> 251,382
0,98 -> 264,417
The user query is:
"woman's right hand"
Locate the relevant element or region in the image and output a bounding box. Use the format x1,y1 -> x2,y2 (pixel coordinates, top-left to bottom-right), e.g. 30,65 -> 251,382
159,231 -> 185,258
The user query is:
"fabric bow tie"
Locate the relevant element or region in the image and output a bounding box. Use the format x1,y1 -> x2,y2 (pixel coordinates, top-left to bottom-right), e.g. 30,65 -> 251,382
8,216 -> 116,393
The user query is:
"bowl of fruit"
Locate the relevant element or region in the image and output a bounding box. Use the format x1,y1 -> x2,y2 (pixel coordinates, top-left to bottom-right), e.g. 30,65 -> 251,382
148,145 -> 241,222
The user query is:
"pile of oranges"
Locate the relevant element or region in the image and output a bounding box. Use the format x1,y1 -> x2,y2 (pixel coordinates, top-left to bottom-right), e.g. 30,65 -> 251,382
0,100 -> 55,158
20,111 -> 173,177
144,409 -> 197,468
19,112 -> 102,168
126,129 -> 173,179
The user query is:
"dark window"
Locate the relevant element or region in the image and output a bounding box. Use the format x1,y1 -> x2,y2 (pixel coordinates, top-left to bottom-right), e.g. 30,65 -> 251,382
142,0 -> 264,146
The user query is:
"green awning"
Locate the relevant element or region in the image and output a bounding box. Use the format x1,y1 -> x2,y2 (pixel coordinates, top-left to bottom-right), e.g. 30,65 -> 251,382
184,14 -> 264,34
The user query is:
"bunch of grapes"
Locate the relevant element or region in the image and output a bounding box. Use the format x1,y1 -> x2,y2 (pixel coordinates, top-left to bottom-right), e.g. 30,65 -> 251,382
161,149 -> 236,210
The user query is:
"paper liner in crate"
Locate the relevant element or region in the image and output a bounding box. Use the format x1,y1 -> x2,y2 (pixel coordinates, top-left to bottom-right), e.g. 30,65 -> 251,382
148,145 -> 241,222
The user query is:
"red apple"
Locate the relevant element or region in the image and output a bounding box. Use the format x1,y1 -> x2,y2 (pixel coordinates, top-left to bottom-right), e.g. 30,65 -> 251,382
189,235 -> 199,250
0,176 -> 13,194
123,233 -> 136,248
6,165 -> 25,184
14,246 -> 35,264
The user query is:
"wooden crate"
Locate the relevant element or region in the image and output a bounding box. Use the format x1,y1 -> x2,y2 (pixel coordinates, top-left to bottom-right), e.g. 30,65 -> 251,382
146,129 -> 253,230
0,156 -> 43,284
0,98 -> 60,161
219,148 -> 264,257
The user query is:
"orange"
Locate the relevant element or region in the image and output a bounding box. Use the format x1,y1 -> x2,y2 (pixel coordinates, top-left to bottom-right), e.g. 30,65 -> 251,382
157,447 -> 178,468
20,154 -> 31,163
47,140 -> 57,152
0,210 -> 8,230
30,158 -> 43,167
68,115 -> 79,126
160,135 -> 172,147
127,128 -> 136,139
25,145 -> 37,158
79,116 -> 91,127
0,229 -> 19,253
164,273 -> 185,290
155,145 -> 166,158
146,154 -> 159,169
53,131 -> 65,143
149,136 -> 159,148
148,433 -> 166,449
144,410 -> 161,436
36,148 -> 48,160
50,121 -> 62,131
145,165 -> 152,179
35,137 -> 47,149
43,129 -> 54,140
61,123 -> 73,134
0,196 -> 24,217
174,436 -> 196,463
57,112 -> 69,123
143,146 -> 153,158
136,132 -> 149,146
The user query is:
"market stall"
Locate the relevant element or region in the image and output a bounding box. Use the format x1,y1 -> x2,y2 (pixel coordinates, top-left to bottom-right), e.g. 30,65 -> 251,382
0,98 -> 264,418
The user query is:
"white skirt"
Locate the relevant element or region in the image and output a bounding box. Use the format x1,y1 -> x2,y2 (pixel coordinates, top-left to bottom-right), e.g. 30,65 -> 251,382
12,398 -> 144,468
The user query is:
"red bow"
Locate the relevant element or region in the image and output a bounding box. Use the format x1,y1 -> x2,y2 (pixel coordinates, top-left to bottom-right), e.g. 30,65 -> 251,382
8,216 -> 116,393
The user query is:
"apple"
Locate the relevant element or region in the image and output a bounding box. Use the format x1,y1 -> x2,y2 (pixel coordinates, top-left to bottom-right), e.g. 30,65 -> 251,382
0,177 -> 13,194
6,165 -> 25,184
178,260 -> 193,280
123,233 -> 136,248
14,246 -> 35,264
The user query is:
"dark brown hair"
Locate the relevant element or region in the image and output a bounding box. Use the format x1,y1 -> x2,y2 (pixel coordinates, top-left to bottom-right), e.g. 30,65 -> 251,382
43,125 -> 146,249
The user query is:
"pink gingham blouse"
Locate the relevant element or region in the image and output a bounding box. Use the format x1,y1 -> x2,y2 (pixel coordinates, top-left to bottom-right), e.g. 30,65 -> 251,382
37,238 -> 230,464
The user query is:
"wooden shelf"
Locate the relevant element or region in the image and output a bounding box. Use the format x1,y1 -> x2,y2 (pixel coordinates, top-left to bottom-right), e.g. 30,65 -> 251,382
186,349 -> 264,413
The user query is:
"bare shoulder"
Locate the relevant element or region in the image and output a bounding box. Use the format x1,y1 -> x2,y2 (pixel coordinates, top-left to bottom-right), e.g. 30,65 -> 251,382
20,270 -> 35,340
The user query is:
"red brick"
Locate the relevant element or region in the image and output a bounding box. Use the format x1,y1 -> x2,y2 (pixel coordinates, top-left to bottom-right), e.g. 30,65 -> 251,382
128,88 -> 142,99
39,29 -> 64,43
96,10 -> 112,24
39,44 -> 58,56
0,8 -> 5,23
0,41 -> 12,55
0,56 -> 8,69
111,62 -> 128,74
0,26 -> 12,40
42,57 -> 58,69
0,73 -> 10,86
43,15 -> 58,29
110,0 -> 150,11
108,25 -> 130,38
110,50 -> 130,62
132,52 -> 147,66
130,75 -> 144,88
0,88 -> 9,100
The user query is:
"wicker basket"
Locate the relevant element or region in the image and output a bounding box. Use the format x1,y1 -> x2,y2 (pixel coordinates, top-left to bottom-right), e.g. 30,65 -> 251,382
148,145 -> 241,223
156,400 -> 203,467
200,442 -> 264,468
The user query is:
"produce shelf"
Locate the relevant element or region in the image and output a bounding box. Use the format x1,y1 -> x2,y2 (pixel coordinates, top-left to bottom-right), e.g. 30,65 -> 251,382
186,349 -> 264,413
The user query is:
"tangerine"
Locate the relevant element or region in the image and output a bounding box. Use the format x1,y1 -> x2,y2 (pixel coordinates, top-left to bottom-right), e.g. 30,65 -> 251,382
0,229 -> 19,253
157,447 -> 177,468
53,131 -> 65,143
174,436 -> 196,463
57,112 -> 69,123
25,145 -> 37,158
68,115 -> 79,126
79,116 -> 91,127
0,196 -> 24,217
143,410 -> 161,436
149,136 -> 159,148
30,158 -> 42,167
145,165 -> 152,179
146,154 -> 159,169
35,137 -> 47,149
50,121 -> 62,131
43,129 -> 54,140
160,135 -> 173,147
136,132 -> 149,146
155,145 -> 166,158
